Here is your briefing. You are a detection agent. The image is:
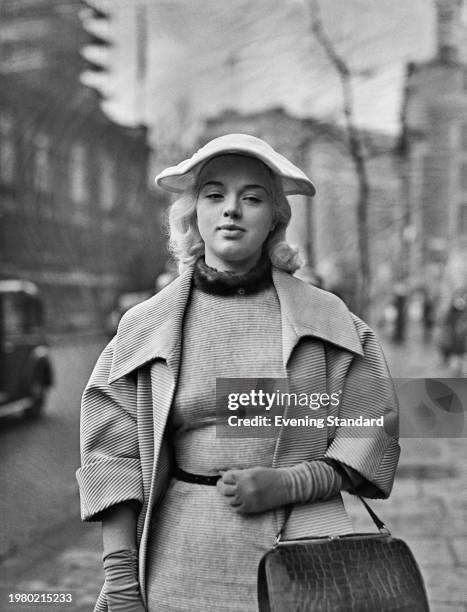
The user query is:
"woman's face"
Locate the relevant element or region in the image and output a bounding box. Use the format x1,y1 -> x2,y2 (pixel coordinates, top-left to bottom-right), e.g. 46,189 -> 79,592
196,155 -> 275,273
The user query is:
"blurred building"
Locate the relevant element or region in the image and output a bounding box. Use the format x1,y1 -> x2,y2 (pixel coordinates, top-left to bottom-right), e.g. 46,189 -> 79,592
0,0 -> 168,333
79,0 -> 148,128
203,108 -> 400,312
400,0 -> 467,292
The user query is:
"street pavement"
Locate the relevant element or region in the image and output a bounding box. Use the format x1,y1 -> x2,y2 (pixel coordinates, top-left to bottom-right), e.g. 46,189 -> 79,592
0,324 -> 465,611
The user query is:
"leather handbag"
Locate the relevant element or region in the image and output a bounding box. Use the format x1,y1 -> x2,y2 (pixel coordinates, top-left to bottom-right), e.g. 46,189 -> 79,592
257,497 -> 430,612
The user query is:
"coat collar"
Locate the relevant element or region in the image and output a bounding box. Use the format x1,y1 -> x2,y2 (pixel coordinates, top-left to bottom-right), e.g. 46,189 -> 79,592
271,267 -> 364,365
108,265 -> 363,384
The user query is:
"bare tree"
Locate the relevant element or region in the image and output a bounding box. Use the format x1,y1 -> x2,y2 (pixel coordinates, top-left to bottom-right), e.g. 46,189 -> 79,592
306,0 -> 371,319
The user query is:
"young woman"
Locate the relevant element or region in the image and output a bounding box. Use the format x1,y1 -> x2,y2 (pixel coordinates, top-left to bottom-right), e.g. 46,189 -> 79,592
77,133 -> 400,612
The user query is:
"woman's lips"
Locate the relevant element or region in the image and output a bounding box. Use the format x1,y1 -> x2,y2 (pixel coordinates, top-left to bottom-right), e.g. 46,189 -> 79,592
217,225 -> 245,238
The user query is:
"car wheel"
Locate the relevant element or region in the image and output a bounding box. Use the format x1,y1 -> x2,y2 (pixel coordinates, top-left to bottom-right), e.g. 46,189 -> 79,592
24,378 -> 47,419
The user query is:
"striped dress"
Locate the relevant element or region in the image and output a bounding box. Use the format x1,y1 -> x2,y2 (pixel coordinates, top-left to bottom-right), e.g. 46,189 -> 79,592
145,283 -> 285,612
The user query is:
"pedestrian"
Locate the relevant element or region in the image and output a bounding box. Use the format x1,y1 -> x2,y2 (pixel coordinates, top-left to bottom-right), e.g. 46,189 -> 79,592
421,288 -> 435,342
392,282 -> 408,343
438,289 -> 467,374
76,133 -> 400,612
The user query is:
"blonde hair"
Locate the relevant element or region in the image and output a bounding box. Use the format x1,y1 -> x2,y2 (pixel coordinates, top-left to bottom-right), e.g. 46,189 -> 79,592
167,160 -> 302,274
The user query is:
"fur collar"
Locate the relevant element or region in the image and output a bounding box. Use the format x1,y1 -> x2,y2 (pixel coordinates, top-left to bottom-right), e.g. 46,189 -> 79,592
193,256 -> 272,295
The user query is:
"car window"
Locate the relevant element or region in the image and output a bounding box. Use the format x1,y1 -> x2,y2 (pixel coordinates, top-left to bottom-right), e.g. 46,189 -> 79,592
26,296 -> 44,331
2,293 -> 28,335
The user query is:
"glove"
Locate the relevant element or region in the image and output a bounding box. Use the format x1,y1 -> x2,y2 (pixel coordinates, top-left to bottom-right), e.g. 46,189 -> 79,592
103,548 -> 146,612
283,460 -> 343,504
217,460 -> 342,514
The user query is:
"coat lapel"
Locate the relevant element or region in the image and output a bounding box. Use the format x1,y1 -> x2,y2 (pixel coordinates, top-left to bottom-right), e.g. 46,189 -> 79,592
270,266 -> 363,472
108,267 -> 194,383
271,267 -> 363,366
271,268 -> 361,537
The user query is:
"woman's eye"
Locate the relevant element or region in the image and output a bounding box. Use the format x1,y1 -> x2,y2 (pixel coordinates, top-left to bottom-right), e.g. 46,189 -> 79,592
205,193 -> 223,200
243,195 -> 261,203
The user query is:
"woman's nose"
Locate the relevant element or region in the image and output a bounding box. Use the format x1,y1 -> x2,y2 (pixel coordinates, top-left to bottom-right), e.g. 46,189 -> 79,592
222,195 -> 242,219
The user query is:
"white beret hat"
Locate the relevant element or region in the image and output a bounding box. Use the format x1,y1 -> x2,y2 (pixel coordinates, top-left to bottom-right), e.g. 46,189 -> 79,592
155,133 -> 316,197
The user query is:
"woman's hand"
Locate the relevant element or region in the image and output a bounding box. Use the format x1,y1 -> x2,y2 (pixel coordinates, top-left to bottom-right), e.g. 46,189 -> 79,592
216,466 -> 291,514
216,461 -> 344,514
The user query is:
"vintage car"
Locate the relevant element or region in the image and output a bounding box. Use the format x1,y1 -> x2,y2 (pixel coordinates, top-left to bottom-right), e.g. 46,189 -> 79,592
0,280 -> 53,418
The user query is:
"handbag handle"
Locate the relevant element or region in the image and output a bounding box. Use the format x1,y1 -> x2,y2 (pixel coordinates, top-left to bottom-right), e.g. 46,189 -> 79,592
275,492 -> 390,545
355,494 -> 390,533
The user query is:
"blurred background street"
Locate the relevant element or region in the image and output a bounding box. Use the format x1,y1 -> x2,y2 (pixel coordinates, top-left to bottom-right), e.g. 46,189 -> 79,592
1,0 -> 467,611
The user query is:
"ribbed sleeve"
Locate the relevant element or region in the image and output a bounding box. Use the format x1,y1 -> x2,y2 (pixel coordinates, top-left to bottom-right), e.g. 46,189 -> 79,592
76,340 -> 143,521
324,316 -> 400,498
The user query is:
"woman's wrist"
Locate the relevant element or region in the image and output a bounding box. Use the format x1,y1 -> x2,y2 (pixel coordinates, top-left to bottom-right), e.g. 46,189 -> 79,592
102,502 -> 139,557
103,547 -> 138,564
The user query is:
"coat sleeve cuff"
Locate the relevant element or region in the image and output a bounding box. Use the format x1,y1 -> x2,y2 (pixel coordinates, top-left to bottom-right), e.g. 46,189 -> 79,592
76,457 -> 144,522
324,432 -> 400,499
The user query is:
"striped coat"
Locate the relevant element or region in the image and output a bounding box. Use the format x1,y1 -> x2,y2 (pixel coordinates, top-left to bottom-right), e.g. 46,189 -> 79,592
76,265 -> 400,612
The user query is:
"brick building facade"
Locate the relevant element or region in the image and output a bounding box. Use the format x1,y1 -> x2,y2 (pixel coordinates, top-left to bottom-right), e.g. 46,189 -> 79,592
0,0 -> 168,333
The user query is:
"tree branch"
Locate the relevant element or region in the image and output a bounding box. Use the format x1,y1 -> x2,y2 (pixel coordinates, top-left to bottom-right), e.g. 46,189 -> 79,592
307,0 -> 371,319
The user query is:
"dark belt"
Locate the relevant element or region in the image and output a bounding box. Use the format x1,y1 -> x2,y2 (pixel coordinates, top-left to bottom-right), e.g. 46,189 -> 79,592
174,466 -> 221,486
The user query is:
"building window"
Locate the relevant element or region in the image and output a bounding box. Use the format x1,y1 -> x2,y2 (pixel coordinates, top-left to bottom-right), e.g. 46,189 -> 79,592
460,203 -> 467,234
100,154 -> 116,212
33,133 -> 50,192
0,114 -> 15,184
460,161 -> 467,191
69,143 -> 88,205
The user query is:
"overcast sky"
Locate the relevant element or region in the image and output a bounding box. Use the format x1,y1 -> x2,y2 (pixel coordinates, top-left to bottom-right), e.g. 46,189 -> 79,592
141,0 -> 436,144
100,0 -> 438,144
